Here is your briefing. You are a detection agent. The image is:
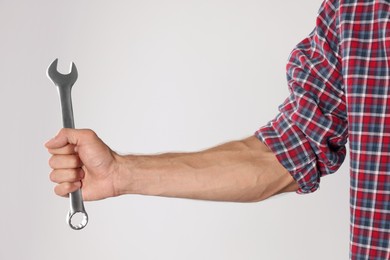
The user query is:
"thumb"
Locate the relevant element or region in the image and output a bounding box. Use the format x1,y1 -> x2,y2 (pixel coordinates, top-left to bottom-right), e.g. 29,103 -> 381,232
45,128 -> 83,149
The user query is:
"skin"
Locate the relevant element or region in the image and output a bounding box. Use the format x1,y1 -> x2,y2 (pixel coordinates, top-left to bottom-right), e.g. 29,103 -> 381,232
45,128 -> 299,202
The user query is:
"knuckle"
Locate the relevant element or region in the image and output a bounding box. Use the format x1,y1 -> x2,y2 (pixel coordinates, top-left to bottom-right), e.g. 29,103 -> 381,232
54,182 -> 77,197
49,171 -> 57,182
48,156 -> 56,168
82,129 -> 97,140
58,128 -> 69,137
54,185 -> 63,196
70,169 -> 80,181
79,168 -> 85,179
70,155 -> 81,167
67,144 -> 76,154
63,182 -> 72,190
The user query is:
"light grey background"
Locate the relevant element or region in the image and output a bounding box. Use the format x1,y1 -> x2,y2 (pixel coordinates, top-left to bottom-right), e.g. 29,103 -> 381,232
1,0 -> 349,259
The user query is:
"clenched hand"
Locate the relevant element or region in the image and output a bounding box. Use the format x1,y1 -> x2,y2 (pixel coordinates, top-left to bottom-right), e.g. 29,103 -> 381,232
45,129 -> 119,201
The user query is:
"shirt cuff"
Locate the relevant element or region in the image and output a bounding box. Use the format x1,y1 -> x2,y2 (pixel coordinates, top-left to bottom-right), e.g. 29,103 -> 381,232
255,113 -> 320,194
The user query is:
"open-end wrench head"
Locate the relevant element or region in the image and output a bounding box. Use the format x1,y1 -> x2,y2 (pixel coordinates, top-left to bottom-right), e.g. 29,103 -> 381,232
47,58 -> 78,88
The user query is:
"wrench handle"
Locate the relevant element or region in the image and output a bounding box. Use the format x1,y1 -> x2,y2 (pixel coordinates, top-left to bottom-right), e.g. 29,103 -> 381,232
57,85 -> 88,230
58,86 -> 75,128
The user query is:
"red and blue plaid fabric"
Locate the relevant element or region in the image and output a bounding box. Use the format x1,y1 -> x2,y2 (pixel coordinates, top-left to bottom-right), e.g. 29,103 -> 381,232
256,0 -> 390,258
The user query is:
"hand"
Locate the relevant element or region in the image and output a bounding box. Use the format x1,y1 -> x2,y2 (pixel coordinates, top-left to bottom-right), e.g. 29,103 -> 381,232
45,128 -> 119,201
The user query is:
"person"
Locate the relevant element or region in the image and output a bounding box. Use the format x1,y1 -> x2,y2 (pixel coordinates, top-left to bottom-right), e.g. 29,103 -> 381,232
45,0 -> 389,259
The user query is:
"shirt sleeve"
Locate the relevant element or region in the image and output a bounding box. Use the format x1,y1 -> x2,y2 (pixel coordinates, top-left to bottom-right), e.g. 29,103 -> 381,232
256,0 -> 348,194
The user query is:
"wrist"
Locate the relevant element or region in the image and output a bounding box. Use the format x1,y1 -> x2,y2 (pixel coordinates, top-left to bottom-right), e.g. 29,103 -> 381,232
112,153 -> 154,197
112,152 -> 135,197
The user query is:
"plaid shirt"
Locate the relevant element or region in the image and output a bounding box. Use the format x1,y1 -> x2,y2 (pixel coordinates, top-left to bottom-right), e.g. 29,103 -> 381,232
256,0 -> 390,259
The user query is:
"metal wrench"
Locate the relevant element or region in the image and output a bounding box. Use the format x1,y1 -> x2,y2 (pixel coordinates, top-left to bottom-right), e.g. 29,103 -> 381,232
47,59 -> 88,230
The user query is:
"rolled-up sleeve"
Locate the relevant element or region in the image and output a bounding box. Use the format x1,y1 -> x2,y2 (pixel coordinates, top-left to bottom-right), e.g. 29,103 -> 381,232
256,0 -> 348,194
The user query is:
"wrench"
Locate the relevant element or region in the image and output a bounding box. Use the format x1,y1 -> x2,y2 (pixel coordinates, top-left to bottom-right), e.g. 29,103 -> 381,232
47,58 -> 88,230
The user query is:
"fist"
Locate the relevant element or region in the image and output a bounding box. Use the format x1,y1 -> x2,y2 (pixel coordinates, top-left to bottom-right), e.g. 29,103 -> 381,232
45,129 -> 119,201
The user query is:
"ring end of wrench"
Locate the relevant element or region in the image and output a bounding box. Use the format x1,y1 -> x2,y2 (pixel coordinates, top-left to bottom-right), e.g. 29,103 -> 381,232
67,210 -> 88,230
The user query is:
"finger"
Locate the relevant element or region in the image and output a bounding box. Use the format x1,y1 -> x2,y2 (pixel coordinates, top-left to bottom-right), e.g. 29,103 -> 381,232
47,144 -> 76,155
49,154 -> 83,169
54,182 -> 82,197
50,168 -> 85,183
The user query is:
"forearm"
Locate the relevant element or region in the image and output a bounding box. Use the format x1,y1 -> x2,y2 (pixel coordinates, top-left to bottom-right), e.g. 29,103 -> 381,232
113,136 -> 298,202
